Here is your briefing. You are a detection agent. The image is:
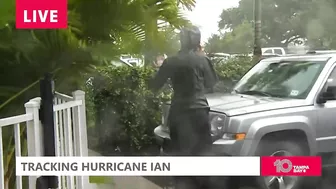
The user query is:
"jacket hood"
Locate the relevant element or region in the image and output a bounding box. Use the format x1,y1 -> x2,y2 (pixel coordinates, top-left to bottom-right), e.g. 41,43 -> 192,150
180,26 -> 201,51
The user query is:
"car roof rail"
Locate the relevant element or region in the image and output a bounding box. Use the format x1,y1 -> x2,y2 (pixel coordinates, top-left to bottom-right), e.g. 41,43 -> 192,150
306,50 -> 336,54
306,50 -> 316,54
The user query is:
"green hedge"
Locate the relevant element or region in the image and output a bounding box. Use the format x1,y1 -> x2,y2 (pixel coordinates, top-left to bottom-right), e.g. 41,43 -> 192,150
215,56 -> 254,80
213,56 -> 255,92
86,66 -> 171,155
86,56 -> 255,155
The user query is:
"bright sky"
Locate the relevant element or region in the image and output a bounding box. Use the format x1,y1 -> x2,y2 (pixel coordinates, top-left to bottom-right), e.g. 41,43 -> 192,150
184,0 -> 240,43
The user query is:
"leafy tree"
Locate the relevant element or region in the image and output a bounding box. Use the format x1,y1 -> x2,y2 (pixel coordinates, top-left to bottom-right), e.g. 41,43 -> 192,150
205,21 -> 254,53
305,0 -> 336,49
205,34 -> 223,53
218,0 -> 314,47
207,0 -> 336,51
156,25 -> 181,55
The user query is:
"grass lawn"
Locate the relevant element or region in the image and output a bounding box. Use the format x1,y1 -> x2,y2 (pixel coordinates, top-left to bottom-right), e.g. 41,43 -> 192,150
87,149 -> 115,185
89,176 -> 114,184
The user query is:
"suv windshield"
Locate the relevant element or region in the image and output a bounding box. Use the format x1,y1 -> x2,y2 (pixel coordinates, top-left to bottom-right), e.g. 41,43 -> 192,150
234,60 -> 327,99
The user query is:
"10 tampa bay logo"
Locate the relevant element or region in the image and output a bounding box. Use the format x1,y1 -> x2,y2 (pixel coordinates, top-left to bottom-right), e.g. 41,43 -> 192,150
274,159 -> 310,173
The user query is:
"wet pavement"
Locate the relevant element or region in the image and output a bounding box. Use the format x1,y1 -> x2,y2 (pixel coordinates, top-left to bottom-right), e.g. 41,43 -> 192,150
88,149 -> 162,189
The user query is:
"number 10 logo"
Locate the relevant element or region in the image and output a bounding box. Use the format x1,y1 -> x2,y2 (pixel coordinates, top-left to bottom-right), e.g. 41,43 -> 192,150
274,159 -> 292,173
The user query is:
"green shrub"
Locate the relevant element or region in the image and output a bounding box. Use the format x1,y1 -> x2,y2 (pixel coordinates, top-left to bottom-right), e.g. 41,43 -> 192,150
86,56 -> 256,155
86,66 -> 171,155
214,56 -> 256,92
215,56 -> 254,80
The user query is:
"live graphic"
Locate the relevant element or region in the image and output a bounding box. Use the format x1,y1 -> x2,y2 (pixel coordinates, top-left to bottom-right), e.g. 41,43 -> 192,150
16,0 -> 67,29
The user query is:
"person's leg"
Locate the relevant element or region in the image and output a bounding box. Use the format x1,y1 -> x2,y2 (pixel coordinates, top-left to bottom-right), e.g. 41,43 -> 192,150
169,111 -> 193,155
187,108 -> 212,189
190,108 -> 212,155
168,109 -> 197,189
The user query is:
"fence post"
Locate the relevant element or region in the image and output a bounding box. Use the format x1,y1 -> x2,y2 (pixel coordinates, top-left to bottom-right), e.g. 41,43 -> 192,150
72,90 -> 89,188
39,73 -> 58,188
25,97 -> 43,189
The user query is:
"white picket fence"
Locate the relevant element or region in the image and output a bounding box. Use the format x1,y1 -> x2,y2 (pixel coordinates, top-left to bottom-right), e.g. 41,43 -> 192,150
0,90 -> 89,189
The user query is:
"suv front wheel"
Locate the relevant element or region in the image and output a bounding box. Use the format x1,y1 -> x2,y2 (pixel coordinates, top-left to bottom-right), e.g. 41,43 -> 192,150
255,139 -> 316,189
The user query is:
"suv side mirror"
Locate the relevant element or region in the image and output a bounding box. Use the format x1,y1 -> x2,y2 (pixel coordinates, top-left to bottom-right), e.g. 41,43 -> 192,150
317,91 -> 334,104
317,92 -> 327,104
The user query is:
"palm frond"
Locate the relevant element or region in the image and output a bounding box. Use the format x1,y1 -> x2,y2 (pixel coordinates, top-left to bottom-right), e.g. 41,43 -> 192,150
177,0 -> 196,11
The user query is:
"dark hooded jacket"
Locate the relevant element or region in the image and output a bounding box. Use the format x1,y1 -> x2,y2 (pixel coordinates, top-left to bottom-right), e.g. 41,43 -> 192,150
150,26 -> 218,110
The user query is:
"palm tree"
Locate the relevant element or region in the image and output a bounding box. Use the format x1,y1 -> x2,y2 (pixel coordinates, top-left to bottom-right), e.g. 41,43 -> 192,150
0,0 -> 196,188
0,0 -> 196,114
73,0 -> 194,64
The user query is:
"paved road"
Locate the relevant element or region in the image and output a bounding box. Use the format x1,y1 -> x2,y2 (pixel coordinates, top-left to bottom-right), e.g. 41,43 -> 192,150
88,177 -> 161,189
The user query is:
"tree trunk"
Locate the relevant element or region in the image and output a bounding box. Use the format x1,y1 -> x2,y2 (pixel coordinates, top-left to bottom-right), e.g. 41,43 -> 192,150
253,0 -> 262,58
4,176 -> 9,189
144,17 -> 158,66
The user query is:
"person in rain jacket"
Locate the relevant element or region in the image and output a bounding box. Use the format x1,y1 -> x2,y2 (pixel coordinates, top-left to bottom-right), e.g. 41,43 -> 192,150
149,26 -> 218,189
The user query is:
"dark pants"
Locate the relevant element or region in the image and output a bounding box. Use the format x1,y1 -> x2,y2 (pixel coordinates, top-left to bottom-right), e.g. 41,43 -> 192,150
168,108 -> 212,189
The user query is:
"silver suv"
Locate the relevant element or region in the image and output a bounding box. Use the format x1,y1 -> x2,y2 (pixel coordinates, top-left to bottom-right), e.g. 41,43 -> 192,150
154,53 -> 336,189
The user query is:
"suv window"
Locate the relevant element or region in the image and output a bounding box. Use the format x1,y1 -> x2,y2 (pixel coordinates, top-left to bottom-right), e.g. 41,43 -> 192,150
325,67 -> 336,100
274,49 -> 283,55
234,61 -> 327,99
264,49 -> 272,54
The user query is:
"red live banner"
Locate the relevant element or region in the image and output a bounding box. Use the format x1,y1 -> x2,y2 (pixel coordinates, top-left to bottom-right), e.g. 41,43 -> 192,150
261,156 -> 322,176
16,0 -> 67,29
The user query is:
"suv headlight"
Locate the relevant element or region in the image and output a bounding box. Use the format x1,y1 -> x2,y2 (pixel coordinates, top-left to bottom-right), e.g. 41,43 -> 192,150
209,112 -> 226,136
